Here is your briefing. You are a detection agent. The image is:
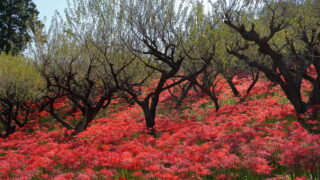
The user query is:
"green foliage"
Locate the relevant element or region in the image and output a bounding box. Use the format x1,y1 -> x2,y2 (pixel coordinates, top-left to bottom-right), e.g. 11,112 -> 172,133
221,97 -> 238,106
199,102 -> 215,109
265,115 -> 296,124
0,53 -> 45,101
36,0 -> 147,97
113,168 -> 146,180
0,0 -> 43,55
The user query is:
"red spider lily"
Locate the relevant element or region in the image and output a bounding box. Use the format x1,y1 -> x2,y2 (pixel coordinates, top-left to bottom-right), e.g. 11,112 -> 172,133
0,78 -> 318,179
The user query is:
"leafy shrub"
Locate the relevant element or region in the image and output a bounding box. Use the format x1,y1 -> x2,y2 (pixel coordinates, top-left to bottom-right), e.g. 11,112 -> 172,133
0,53 -> 45,136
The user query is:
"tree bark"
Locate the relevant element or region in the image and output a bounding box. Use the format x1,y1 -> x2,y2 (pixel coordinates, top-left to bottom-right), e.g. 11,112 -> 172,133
142,105 -> 156,136
246,73 -> 259,96
74,110 -> 96,134
4,125 -> 16,137
209,93 -> 220,112
226,77 -> 240,98
175,82 -> 193,107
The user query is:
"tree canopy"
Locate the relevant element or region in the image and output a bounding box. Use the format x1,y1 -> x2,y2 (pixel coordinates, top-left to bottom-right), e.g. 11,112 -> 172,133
0,53 -> 45,136
0,0 -> 43,55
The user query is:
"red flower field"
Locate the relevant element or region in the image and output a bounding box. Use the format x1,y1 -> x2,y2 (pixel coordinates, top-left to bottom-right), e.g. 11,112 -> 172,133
0,76 -> 319,180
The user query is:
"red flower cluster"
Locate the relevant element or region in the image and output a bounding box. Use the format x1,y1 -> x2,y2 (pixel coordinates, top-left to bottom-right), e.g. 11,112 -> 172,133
0,77 -> 319,179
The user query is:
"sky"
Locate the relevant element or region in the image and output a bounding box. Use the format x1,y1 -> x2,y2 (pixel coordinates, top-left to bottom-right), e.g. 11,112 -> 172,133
33,0 -> 213,29
33,0 -> 68,30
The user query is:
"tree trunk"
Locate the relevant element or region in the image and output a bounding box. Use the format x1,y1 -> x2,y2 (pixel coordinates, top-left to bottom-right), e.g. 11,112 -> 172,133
309,73 -> 320,106
279,83 -> 320,133
239,72 -> 260,102
226,77 -> 240,98
74,110 -> 96,134
141,102 -> 157,137
246,74 -> 259,96
2,116 -> 15,137
175,82 -> 193,107
281,84 -> 306,114
194,81 -> 220,112
209,93 -> 220,112
143,108 -> 155,128
5,125 -> 16,137
74,120 -> 89,134
4,106 -> 15,136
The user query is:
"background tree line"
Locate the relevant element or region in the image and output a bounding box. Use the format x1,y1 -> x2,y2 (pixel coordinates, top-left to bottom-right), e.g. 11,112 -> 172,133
0,0 -> 319,137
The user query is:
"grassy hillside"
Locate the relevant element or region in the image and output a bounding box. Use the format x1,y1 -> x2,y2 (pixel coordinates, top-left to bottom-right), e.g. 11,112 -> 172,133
0,76 -> 319,180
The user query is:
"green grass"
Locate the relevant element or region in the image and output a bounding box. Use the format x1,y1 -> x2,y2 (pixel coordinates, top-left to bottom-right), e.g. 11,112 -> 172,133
196,115 -> 204,122
38,140 -> 47,145
256,92 -> 268,99
132,132 -> 141,139
277,96 -> 289,104
112,168 -> 152,180
203,166 -> 319,180
221,98 -> 238,106
255,91 -> 289,104
203,168 -> 269,180
157,108 -> 173,115
265,115 -> 296,124
199,102 -> 215,109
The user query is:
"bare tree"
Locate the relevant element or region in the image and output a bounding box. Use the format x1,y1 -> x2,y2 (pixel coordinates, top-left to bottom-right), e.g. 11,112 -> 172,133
118,0 -> 209,136
167,79 -> 195,108
34,0 -> 133,134
221,57 -> 260,101
218,0 -> 320,133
